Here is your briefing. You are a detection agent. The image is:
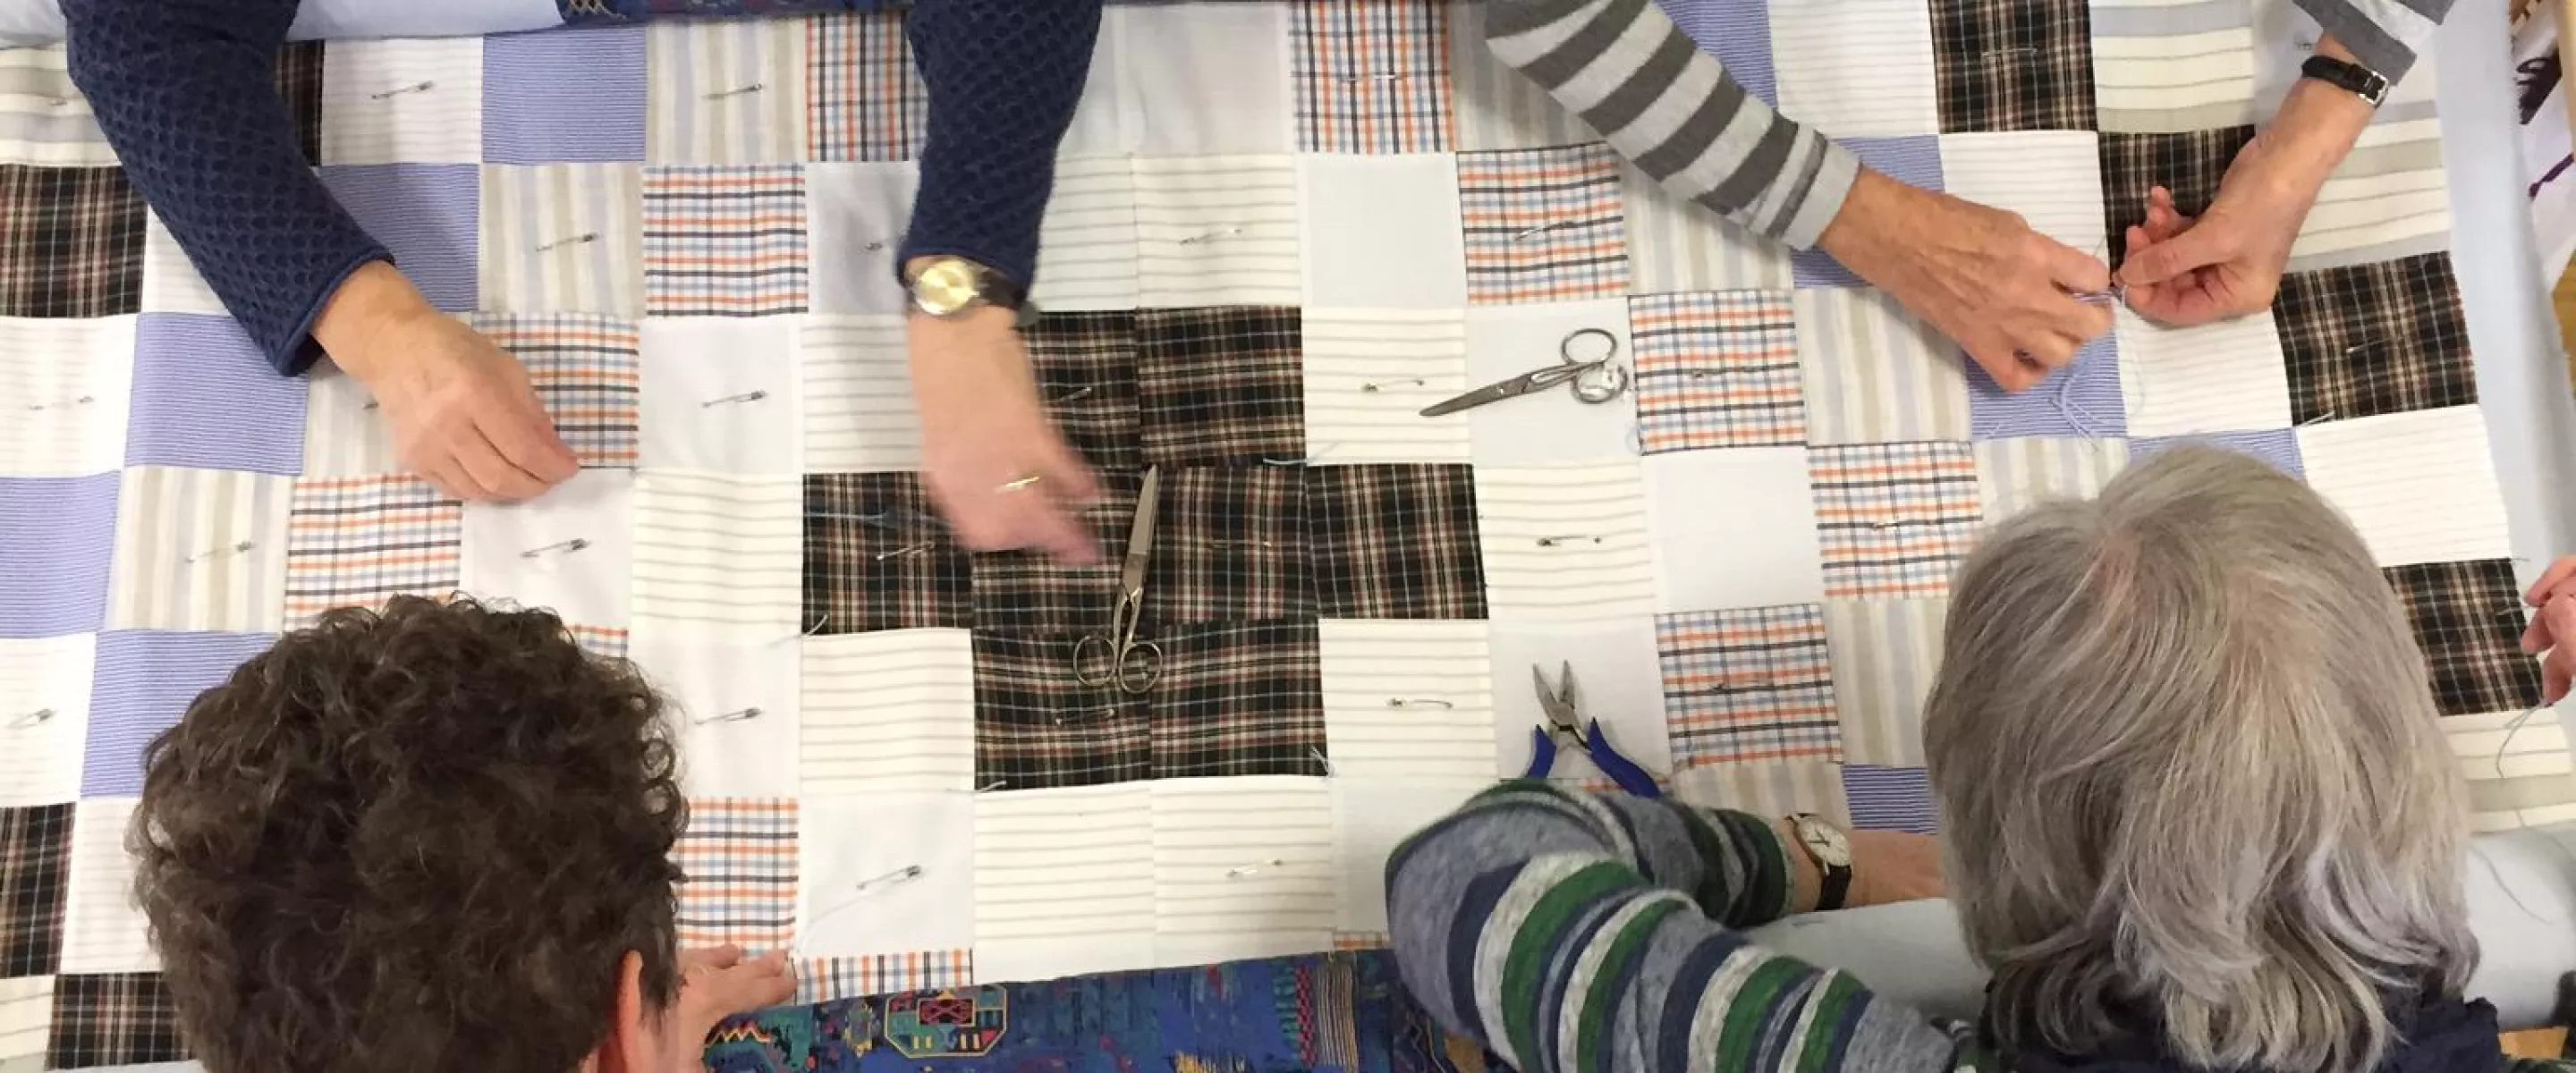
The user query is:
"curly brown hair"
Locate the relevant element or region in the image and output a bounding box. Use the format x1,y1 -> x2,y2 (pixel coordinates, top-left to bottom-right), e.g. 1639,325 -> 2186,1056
132,596 -> 686,1073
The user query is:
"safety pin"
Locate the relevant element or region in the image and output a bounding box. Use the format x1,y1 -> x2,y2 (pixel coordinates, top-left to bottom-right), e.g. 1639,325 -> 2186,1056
1981,46 -> 2038,61
1513,219 -> 1571,241
1534,535 -> 1602,548
369,80 -> 434,99
25,395 -> 93,411
1260,442 -> 1336,467
875,542 -> 933,562
1225,858 -> 1286,879
2343,338 -> 2385,356
1385,697 -> 1454,710
521,537 -> 590,559
704,82 -> 765,99
1055,705 -> 1118,725
183,540 -> 254,563
1338,72 -> 1409,83
537,232 -> 598,253
1201,539 -> 1275,551
1177,226 -> 1244,246
1048,384 -> 1097,403
702,390 -> 769,408
1361,378 -> 1424,393
9,709 -> 53,730
694,706 -> 762,725
852,865 -> 924,893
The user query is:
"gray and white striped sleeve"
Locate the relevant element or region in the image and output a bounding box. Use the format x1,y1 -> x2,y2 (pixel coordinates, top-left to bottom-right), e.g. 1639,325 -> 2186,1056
2292,0 -> 2452,85
1483,0 -> 1860,251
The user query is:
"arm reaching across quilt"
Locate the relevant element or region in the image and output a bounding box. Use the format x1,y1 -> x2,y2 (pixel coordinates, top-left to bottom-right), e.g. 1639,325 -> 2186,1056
899,0 -> 1102,290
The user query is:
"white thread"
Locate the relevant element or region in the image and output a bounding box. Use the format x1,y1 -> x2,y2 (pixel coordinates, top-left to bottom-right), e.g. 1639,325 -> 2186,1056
1309,748 -> 1335,776
2493,703 -> 2552,777
1260,443 -> 1337,467
977,779 -> 1009,792
2299,410 -> 2338,427
520,537 -> 590,559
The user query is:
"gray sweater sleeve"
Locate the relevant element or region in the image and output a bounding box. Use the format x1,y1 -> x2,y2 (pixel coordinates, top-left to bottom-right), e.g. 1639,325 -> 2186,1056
2293,0 -> 2452,85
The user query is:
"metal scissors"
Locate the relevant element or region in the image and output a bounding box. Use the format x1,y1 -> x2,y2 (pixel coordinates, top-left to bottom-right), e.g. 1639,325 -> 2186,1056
1523,662 -> 1661,798
1071,466 -> 1163,694
1419,328 -> 1631,417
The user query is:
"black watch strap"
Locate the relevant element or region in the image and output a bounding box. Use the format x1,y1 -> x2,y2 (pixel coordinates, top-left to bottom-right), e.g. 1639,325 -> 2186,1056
2301,55 -> 2388,107
1817,862 -> 1852,911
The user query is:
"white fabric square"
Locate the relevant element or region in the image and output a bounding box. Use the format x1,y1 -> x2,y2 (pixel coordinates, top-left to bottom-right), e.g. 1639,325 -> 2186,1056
2448,708 -> 2572,782
0,636 -> 94,806
801,629 -> 976,795
1645,446 -> 1829,611
631,471 -> 801,635
1823,598 -> 1945,767
797,791 -> 975,959
301,358 -> 401,477
1446,0 -> 1597,151
320,38 -> 484,165
458,469 -> 635,628
645,20 -> 809,165
2114,306 -> 2292,435
1939,132 -> 2106,254
801,316 -> 920,472
1319,619 -> 1496,781
1331,776 -> 1492,933
1462,300 -> 1637,466
478,164 -> 646,318
1300,155 -> 1467,308
1152,777 -> 1334,967
1056,17 -> 1129,156
1475,462 -> 1657,623
1623,165 -> 1793,293
1134,155 -> 1303,308
0,976 -> 49,1065
2287,119 -> 2451,274
640,317 -> 803,474
2297,407 -> 2512,568
1109,4 -> 1293,155
1973,437 -> 2131,527
1032,156 -> 1142,312
1301,309 -> 1470,466
0,316 -> 131,477
633,628 -> 801,798
1795,288 -> 1970,444
1769,0 -> 1940,137
140,213 -> 224,316
807,162 -> 919,316
974,783 -> 1156,983
60,797 -> 155,974
106,466 -> 291,634
1667,760 -> 1849,821
1487,619 -> 1672,785
0,46 -> 109,166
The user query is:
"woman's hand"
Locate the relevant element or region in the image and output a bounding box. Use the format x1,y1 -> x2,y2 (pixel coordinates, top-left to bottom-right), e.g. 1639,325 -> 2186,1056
908,308 -> 1102,566
670,946 -> 798,1054
2523,556 -> 2576,704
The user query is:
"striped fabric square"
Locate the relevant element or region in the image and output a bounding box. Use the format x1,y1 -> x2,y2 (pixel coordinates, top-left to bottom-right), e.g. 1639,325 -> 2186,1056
2098,127 -> 2253,269
1794,288 -> 1970,445
473,314 -> 641,469
970,784 -> 1153,980
319,164 -> 479,313
0,48 -> 110,168
1968,334 -> 2127,439
1843,764 -> 1939,833
284,477 -> 462,629
0,805 -> 69,978
1150,780 -> 1335,964
1317,620 -> 1496,782
1973,436 -> 2131,526
1667,760 -> 1849,826
806,161 -> 917,315
1146,468 -> 1312,626
971,628 -> 1150,790
1656,605 -> 1841,768
1304,464 -> 1487,621
2297,408 -> 2511,569
1300,310 -> 1471,465
57,799 -> 148,976
481,25 -> 647,164
1622,163 -> 1793,293
0,977 -> 46,1064
0,317 -> 132,479
139,212 -> 223,317
2087,0 -> 2257,133
2112,304 -> 2293,437
1809,442 -> 1982,600
2289,118 -> 2448,274
801,317 -> 922,471
1136,306 -> 1303,467
1292,0 -> 1454,154
45,973 -> 184,1069
674,798 -> 799,950
645,20 -> 809,164
1940,131 -> 2106,252
1768,0 -> 1941,137
0,165 -> 142,319
1821,598 -> 1945,766
1150,621 -> 1329,781
0,637 -> 94,807
1476,461 -> 1658,622
0,475 -> 118,639
83,630 -> 275,799
802,630 -> 975,795
105,467 -> 291,635
127,315 -> 307,477
1631,291 -> 1806,452
1929,0 -> 2096,132
797,950 -> 971,1004
805,11 -> 927,162
1028,311 -> 1145,472
2130,429 -> 2304,480
644,165 -> 809,317
803,472 -> 970,634
477,165 -> 645,318
2385,560 -> 2542,718
968,469 -> 1141,638
318,38 -> 482,165
1132,156 -> 1303,308
1790,138 -> 1945,287
1663,0 -> 1777,106
1031,156 -> 1140,312
2273,252 -> 2475,426
1456,144 -> 1629,305
632,472 -> 803,635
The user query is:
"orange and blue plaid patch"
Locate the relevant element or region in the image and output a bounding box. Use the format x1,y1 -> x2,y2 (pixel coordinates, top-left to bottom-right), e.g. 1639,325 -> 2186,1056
282,476 -> 463,628
1456,144 -> 1629,305
805,11 -> 927,162
475,313 -> 641,469
644,165 -> 809,317
1631,291 -> 1807,452
1292,0 -> 1455,154
674,798 -> 800,950
1657,604 -> 1841,767
1809,442 -> 1981,599
798,949 -> 972,1003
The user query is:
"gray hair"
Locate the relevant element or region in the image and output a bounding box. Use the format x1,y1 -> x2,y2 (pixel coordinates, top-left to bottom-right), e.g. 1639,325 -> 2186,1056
1924,445 -> 2475,1072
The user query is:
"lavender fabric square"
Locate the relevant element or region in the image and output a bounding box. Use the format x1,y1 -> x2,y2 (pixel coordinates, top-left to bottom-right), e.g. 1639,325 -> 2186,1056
1791,137 -> 1945,288
1657,0 -> 1775,106
484,26 -> 648,164
126,314 -> 308,475
1843,764 -> 1937,834
0,475 -> 119,638
320,165 -> 479,313
1968,332 -> 2124,439
2132,429 -> 2304,480
84,629 -> 277,798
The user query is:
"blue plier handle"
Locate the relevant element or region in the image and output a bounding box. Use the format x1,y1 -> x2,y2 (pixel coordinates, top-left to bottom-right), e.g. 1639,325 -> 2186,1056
1522,662 -> 1662,798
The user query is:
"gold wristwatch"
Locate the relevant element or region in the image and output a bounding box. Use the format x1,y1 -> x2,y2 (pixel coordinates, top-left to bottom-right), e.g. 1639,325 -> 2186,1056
905,255 -> 1034,327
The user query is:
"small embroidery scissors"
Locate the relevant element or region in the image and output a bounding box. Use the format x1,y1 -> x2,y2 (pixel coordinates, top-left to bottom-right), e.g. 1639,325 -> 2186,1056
1071,466 -> 1163,694
1523,662 -> 1662,798
1419,328 -> 1631,417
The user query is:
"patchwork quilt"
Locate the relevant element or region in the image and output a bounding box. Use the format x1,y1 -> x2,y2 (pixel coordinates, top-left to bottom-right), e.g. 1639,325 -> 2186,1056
0,0 -> 2546,1066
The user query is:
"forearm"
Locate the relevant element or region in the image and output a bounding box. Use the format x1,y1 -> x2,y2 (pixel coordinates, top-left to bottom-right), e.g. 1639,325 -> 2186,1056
899,0 -> 1101,288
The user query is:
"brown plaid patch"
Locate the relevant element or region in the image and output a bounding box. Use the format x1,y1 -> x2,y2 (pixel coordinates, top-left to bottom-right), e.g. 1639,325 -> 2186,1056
2097,127 -> 2252,269
48,973 -> 187,1068
1150,620 -> 1327,780
973,629 -> 1150,790
1305,464 -> 1487,620
1026,311 -> 1143,472
2274,252 -> 2476,426
1146,468 -> 1313,627
1137,307 -> 1305,467
1932,0 -> 2096,132
0,805 -> 69,978
804,473 -> 970,634
970,469 -> 1144,637
0,165 -> 144,319
2385,560 -> 2542,717
276,42 -> 326,165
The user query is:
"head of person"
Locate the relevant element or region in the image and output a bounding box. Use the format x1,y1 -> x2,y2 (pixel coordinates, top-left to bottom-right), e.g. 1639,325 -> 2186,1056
131,596 -> 694,1073
1923,446 -> 2474,1071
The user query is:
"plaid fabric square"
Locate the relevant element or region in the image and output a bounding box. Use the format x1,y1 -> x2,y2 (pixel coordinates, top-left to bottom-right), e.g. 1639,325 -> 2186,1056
567,623 -> 630,659
276,42 -> 326,165
1304,465 -> 1487,620
1657,605 -> 1841,767
0,805 -> 69,978
972,629 -> 1150,790
643,165 -> 809,317
1146,468 -> 1312,626
47,973 -> 185,1068
2098,128 -> 2252,269
1631,291 -> 1806,452
0,165 -> 142,318
475,314 -> 640,469
798,950 -> 972,1004
283,477 -> 463,628
806,11 -> 928,162
1930,0 -> 2096,132
2385,560 -> 2542,717
1151,620 -> 1328,780
2274,253 -> 2476,426
1026,311 -> 1143,472
1809,443 -> 1982,599
1292,0 -> 1454,154
804,472 -> 970,634
1137,307 -> 1304,467
674,798 -> 798,950
1457,144 -> 1630,305
970,469 -> 1143,638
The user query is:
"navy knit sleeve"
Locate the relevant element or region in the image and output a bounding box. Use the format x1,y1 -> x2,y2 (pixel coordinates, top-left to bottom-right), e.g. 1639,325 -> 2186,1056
64,0 -> 391,376
898,0 -> 1102,291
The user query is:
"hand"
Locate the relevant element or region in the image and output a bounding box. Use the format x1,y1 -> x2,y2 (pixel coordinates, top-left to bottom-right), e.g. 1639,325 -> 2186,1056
317,263 -> 578,502
2522,556 -> 2576,704
909,308 -> 1103,566
1819,170 -> 2113,393
670,946 -> 797,1053
1848,830 -> 1945,907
